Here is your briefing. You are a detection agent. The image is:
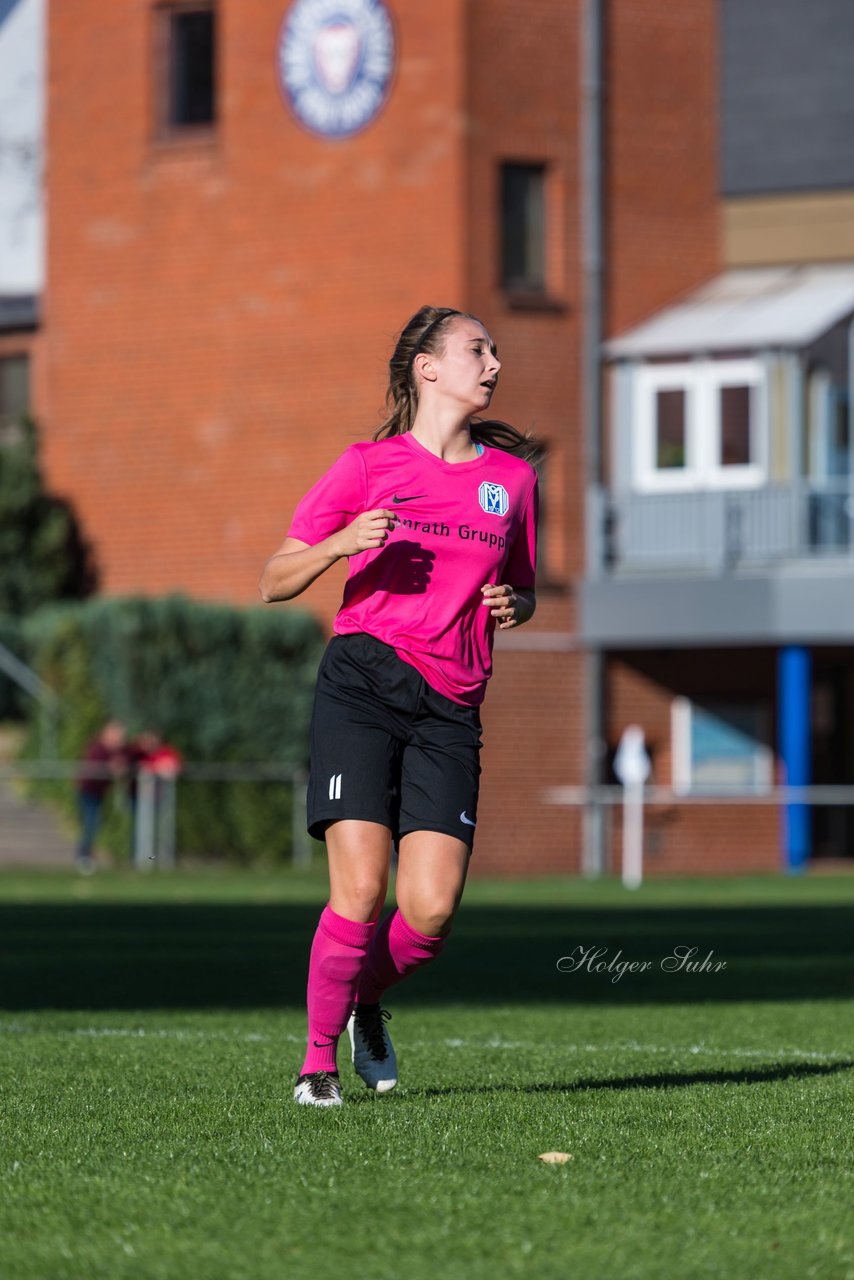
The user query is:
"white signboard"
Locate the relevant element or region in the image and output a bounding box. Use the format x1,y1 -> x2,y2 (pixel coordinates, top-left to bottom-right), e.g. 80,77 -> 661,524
0,0 -> 44,294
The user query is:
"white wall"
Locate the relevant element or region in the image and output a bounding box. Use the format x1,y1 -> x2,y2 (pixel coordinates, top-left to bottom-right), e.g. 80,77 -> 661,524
0,0 -> 44,295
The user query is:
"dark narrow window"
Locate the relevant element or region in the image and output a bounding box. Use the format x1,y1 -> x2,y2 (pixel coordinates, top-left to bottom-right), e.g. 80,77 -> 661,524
719,384 -> 752,466
655,389 -> 687,469
165,6 -> 215,129
0,355 -> 30,430
500,163 -> 546,292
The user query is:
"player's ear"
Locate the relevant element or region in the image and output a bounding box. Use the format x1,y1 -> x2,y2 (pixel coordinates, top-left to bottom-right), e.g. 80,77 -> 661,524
413,351 -> 438,383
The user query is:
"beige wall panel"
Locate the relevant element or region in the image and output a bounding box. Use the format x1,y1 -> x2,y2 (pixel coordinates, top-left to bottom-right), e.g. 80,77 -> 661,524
724,191 -> 854,265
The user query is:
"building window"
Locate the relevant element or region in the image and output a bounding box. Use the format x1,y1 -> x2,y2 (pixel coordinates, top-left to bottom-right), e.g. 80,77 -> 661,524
719,384 -> 752,467
634,359 -> 766,491
500,163 -> 546,293
655,389 -> 687,470
807,366 -> 852,549
672,697 -> 773,794
807,366 -> 850,480
159,5 -> 216,133
0,355 -> 30,430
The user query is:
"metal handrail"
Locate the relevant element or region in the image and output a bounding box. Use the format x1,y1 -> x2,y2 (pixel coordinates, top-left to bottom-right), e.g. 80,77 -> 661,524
544,784 -> 854,806
0,761 -> 304,781
0,642 -> 61,759
0,761 -> 312,869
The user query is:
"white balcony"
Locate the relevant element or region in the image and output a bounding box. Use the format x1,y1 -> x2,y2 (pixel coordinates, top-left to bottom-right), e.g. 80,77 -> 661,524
597,482 -> 854,575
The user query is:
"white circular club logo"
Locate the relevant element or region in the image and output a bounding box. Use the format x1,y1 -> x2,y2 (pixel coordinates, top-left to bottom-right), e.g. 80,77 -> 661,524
278,0 -> 396,139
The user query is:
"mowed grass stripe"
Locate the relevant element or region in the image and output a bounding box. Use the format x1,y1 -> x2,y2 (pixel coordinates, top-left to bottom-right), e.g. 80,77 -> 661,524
0,871 -> 852,1279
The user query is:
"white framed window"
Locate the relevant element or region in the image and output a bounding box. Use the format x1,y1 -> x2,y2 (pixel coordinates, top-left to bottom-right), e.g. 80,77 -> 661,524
633,359 -> 767,492
671,696 -> 773,795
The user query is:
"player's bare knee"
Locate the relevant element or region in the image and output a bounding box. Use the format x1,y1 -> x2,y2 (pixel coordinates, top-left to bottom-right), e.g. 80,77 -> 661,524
341,877 -> 386,920
404,902 -> 456,938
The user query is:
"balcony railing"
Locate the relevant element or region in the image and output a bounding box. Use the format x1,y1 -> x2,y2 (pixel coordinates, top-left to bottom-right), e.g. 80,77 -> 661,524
594,482 -> 854,574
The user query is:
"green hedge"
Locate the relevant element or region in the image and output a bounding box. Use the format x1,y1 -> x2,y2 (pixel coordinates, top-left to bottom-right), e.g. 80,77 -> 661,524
21,595 -> 326,864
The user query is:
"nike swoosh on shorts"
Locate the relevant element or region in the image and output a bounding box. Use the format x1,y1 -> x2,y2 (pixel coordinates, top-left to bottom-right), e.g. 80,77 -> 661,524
460,812 -> 476,826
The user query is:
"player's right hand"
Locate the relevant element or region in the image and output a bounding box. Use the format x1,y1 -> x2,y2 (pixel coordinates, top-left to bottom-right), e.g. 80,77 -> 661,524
331,509 -> 397,557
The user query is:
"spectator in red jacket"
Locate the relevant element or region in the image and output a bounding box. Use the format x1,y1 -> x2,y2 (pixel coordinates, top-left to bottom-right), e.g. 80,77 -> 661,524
127,731 -> 183,792
75,720 -> 127,872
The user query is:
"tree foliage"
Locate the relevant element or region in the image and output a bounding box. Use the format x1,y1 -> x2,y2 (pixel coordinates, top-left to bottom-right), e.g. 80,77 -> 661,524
0,416 -> 97,617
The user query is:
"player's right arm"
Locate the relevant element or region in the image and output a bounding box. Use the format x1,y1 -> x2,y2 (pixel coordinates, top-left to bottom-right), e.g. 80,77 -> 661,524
259,509 -> 396,603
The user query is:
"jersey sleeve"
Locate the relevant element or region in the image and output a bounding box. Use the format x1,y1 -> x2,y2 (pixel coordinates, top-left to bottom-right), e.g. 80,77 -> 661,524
286,446 -> 368,545
502,474 -> 539,590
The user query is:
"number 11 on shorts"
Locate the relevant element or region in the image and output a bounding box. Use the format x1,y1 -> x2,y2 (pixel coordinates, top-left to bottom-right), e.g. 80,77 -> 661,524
328,773 -> 342,800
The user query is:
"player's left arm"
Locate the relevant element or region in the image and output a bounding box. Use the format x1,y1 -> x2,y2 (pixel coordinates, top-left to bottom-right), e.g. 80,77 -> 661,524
484,471 -> 539,628
481,584 -> 537,630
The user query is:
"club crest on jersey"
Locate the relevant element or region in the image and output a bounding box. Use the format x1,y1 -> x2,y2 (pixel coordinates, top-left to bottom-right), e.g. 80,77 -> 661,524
478,481 -> 509,517
277,0 -> 396,139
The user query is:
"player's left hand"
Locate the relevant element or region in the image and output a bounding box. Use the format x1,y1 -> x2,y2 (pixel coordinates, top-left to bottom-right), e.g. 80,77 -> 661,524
481,583 -> 523,629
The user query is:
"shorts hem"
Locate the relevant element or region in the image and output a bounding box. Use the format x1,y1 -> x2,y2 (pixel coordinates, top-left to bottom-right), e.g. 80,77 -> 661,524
398,821 -> 476,851
308,809 -> 395,843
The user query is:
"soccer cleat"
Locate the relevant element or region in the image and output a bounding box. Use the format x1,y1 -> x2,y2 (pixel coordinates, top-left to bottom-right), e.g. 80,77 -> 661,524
293,1070 -> 343,1107
347,1003 -> 397,1093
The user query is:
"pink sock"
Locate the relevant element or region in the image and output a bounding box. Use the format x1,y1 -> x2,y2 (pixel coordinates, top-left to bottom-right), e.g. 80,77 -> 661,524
300,905 -> 376,1076
356,908 -> 447,1005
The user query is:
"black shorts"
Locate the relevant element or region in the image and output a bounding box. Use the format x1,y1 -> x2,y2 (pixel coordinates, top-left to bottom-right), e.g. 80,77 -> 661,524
307,633 -> 483,849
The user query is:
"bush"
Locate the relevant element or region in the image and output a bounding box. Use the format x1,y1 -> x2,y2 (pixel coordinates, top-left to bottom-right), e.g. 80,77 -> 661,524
22,595 -> 326,864
0,416 -> 97,616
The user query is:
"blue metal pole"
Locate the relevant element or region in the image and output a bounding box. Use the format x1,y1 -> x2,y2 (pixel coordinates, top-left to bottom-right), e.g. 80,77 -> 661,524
777,646 -> 812,873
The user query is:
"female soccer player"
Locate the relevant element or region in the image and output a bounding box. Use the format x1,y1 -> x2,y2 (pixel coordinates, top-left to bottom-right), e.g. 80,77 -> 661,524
259,305 -> 539,1106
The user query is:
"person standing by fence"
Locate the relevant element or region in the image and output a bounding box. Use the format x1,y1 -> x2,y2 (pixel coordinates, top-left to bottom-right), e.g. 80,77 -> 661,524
74,720 -> 127,873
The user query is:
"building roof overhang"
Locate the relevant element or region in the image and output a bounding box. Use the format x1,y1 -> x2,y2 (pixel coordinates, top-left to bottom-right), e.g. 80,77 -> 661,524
604,265 -> 854,360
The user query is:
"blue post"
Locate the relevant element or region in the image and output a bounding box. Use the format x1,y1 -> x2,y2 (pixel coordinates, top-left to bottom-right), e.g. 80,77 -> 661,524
777,646 -> 812,873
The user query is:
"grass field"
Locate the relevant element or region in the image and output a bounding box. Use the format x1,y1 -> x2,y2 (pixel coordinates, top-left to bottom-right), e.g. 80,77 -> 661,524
1,867 -> 852,1280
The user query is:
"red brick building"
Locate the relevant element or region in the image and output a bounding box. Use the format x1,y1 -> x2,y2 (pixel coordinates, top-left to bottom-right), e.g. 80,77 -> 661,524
31,0 -> 727,875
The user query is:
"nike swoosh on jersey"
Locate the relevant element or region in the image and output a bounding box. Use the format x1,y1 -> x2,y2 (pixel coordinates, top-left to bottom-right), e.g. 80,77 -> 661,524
460,812 -> 477,826
392,493 -> 427,504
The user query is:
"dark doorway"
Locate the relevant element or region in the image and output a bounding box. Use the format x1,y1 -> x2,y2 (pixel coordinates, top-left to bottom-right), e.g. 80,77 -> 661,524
812,657 -> 854,859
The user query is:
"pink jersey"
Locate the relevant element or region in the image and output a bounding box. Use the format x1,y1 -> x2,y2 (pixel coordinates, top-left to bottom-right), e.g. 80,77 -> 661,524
287,432 -> 538,705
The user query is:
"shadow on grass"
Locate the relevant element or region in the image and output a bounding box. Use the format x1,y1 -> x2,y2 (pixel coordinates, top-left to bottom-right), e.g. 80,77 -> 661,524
0,899 -> 852,1011
407,1059 -> 854,1100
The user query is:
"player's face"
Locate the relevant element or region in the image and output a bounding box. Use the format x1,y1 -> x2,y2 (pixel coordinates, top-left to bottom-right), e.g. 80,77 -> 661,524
433,318 -> 501,413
